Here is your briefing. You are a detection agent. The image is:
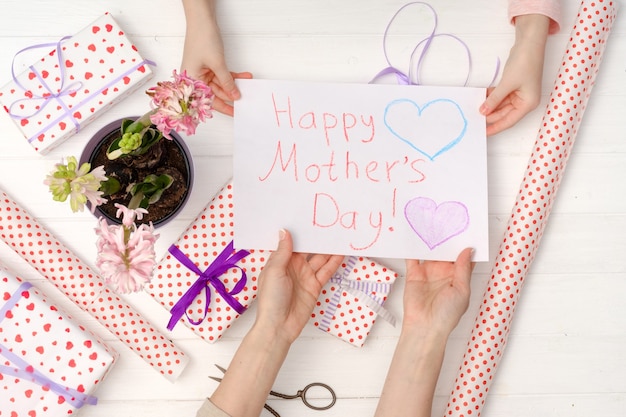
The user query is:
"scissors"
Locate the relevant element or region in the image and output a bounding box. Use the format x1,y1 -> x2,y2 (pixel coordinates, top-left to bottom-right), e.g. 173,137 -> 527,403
210,364 -> 337,416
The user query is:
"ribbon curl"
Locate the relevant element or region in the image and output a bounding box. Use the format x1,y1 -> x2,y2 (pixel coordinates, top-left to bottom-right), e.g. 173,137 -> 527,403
0,282 -> 98,408
166,241 -> 250,331
370,1 -> 499,87
319,256 -> 396,332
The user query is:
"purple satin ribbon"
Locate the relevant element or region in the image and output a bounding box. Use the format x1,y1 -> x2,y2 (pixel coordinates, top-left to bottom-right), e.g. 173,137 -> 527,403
9,38 -> 82,132
370,1 -> 499,86
7,37 -> 156,143
166,241 -> 250,331
0,281 -> 97,408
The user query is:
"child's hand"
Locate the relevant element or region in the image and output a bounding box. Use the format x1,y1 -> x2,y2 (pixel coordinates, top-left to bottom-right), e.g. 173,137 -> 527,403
480,14 -> 551,136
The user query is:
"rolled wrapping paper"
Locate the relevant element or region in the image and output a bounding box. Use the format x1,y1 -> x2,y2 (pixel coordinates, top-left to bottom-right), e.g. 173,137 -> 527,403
444,1 -> 617,416
0,189 -> 190,381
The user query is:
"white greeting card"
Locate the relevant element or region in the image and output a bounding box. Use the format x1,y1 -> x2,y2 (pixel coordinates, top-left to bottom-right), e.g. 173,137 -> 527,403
234,79 -> 488,261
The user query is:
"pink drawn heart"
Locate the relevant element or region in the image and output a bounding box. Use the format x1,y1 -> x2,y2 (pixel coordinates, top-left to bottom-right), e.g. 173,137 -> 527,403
404,197 -> 469,249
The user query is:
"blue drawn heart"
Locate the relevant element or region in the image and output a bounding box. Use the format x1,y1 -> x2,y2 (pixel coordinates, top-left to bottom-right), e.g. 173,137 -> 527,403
384,98 -> 467,161
404,197 -> 469,250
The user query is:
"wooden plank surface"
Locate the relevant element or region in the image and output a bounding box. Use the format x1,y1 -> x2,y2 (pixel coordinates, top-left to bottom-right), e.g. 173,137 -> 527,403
0,1 -> 624,416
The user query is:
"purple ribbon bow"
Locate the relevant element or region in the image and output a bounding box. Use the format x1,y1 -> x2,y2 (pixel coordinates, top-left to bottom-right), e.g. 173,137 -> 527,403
8,37 -> 83,136
8,37 -> 156,143
0,281 -> 98,408
166,241 -> 250,331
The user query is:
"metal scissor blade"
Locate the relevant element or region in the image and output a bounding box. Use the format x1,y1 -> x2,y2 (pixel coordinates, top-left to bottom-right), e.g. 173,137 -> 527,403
210,364 -> 227,383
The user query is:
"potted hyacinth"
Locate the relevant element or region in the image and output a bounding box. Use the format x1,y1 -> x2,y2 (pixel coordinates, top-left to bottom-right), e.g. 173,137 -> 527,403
78,69 -> 214,227
44,70 -> 214,293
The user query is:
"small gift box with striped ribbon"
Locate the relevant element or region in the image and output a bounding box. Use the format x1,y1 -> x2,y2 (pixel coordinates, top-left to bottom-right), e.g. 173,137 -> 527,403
310,256 -> 398,347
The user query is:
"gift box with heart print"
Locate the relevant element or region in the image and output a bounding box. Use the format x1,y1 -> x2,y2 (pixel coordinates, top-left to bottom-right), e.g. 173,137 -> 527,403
0,12 -> 154,154
0,265 -> 118,416
309,255 -> 398,347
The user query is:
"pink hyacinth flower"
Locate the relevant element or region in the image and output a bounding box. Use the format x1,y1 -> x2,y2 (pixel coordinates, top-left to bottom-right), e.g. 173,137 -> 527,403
95,204 -> 159,294
148,70 -> 214,139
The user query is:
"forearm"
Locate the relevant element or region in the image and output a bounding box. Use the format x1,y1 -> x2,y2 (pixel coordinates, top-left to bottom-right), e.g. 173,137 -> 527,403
509,0 -> 561,34
210,322 -> 291,417
374,328 -> 450,417
513,14 -> 550,49
182,0 -> 217,30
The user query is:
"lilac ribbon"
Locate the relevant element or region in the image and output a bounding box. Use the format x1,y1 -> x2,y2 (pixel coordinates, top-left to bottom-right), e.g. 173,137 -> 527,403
318,256 -> 396,333
9,38 -> 82,132
370,1 -> 499,87
166,241 -> 250,331
7,37 -> 156,143
0,281 -> 97,408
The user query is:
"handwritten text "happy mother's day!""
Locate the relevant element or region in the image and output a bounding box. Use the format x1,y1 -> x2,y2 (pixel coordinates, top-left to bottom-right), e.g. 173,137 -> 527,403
234,79 -> 488,261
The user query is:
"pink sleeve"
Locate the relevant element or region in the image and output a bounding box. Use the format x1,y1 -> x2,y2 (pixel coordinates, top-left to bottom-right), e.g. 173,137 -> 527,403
508,0 -> 561,34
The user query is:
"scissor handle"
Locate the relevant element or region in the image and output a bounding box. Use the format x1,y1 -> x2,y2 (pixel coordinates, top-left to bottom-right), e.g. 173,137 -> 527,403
299,382 -> 337,411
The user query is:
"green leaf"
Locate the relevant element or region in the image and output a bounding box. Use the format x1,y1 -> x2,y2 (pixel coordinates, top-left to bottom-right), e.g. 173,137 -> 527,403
121,118 -> 135,134
99,177 -> 121,196
129,173 -> 174,207
155,174 -> 173,189
106,136 -> 127,160
122,119 -> 145,135
148,189 -> 164,205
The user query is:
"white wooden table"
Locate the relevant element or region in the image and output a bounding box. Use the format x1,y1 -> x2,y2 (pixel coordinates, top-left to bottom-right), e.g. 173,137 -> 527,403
1,1 -> 625,416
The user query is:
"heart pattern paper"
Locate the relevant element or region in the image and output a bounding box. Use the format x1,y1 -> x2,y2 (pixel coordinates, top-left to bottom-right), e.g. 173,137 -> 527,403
0,265 -> 118,416
0,188 -> 190,382
0,13 -> 154,154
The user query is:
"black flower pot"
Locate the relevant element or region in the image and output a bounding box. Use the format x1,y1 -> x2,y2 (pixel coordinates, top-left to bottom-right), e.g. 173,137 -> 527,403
80,118 -> 194,227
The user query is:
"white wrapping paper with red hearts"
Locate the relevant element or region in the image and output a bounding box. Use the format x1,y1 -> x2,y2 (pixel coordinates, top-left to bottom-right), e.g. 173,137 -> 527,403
0,188 -> 190,382
0,12 -> 154,154
1,265 -> 118,416
147,180 -> 267,343
444,1 -> 618,416
310,255 -> 398,347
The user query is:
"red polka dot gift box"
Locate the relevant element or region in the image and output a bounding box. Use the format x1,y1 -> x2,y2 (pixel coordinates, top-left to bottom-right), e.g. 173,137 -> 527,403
0,12 -> 154,154
310,255 -> 398,347
148,179 -> 399,346
0,265 -> 118,416
147,181 -> 267,343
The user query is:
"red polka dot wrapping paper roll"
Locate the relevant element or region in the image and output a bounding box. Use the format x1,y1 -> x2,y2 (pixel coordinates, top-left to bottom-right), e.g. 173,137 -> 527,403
147,180 -> 267,343
0,13 -> 154,155
444,1 -> 618,416
0,189 -> 190,382
0,265 -> 118,415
